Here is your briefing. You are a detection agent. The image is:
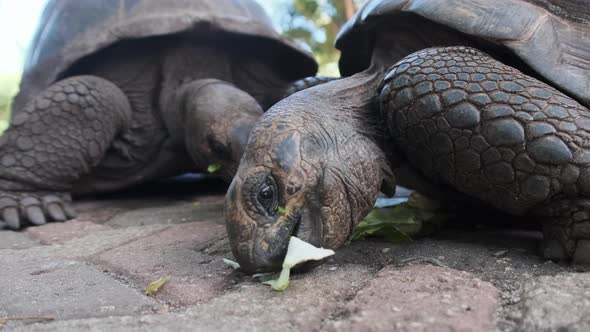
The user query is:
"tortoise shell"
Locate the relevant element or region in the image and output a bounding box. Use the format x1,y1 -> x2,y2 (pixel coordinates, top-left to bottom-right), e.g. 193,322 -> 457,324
14,0 -> 317,111
336,0 -> 590,107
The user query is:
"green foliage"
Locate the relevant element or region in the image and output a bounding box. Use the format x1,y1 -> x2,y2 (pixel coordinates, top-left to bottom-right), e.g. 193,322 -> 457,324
207,164 -> 222,173
0,73 -> 20,135
277,0 -> 367,76
351,193 -> 450,243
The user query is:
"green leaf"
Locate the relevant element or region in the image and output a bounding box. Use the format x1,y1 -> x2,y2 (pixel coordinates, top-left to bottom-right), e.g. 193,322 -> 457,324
144,276 -> 171,296
351,200 -> 448,243
207,164 -> 222,173
277,206 -> 289,217
262,267 -> 291,291
261,236 -> 334,291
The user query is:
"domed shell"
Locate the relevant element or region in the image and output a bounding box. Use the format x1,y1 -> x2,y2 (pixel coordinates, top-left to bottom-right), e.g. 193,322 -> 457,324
14,0 -> 317,111
336,0 -> 590,107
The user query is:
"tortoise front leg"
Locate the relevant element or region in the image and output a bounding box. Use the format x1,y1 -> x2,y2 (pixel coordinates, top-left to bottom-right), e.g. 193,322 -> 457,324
165,79 -> 263,181
0,76 -> 131,229
379,46 -> 590,263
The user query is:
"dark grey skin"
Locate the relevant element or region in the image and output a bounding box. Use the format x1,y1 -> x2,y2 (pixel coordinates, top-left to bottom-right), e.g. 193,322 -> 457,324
0,38 -> 325,230
225,0 -> 590,273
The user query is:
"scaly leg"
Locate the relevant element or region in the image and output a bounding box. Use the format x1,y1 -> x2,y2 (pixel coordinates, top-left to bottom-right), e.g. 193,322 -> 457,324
0,75 -> 131,229
379,46 -> 590,262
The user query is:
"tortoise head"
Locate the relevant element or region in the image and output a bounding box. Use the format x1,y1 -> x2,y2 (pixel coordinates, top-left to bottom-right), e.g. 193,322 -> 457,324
224,78 -> 395,273
184,81 -> 264,182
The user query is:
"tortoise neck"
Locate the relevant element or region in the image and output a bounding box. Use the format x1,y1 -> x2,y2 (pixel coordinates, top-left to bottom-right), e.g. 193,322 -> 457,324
327,66 -> 384,111
319,66 -> 390,147
270,65 -> 390,152
299,66 -> 383,129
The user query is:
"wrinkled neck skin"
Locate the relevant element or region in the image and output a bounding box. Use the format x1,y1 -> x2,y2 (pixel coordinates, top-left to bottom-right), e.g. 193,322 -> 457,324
258,66 -> 395,248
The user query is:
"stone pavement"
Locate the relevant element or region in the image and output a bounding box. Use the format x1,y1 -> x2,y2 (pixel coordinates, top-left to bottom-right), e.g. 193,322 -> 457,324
0,178 -> 588,331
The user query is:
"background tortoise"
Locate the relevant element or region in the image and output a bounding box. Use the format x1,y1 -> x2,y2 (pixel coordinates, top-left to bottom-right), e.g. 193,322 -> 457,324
0,0 -> 319,230
224,0 -> 590,272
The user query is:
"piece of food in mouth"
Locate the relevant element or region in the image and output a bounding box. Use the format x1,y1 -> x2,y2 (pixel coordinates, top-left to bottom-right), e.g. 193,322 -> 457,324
223,237 -> 334,290
263,236 -> 335,291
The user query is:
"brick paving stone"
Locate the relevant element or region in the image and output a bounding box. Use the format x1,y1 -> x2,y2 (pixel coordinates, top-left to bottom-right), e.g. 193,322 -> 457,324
73,207 -> 128,224
325,264 -> 499,332
72,196 -> 202,224
17,264 -> 372,332
105,202 -> 225,228
183,264 -> 372,331
519,272 -> 590,331
91,221 -> 229,306
73,197 -> 180,214
1,225 -> 168,262
0,231 -> 39,249
26,221 -> 111,245
0,255 -> 162,330
190,195 -> 225,205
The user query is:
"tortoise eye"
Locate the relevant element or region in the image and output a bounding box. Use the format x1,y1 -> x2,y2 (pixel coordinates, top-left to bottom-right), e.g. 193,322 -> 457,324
258,186 -> 273,201
256,178 -> 277,215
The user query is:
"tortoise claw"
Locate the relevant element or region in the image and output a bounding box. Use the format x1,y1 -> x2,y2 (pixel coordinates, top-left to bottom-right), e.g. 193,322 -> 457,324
0,191 -> 74,229
26,206 -> 47,225
2,207 -> 20,229
63,203 -> 77,219
46,203 -> 66,222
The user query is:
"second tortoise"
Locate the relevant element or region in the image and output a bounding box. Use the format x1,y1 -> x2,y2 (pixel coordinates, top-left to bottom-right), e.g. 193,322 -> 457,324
0,0 -> 320,229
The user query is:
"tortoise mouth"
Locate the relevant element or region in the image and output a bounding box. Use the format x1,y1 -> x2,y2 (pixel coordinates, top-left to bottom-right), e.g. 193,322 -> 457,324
292,207 -> 323,247
292,215 -> 302,238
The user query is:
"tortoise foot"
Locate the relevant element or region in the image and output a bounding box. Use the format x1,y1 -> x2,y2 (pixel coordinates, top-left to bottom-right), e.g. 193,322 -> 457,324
573,240 -> 590,265
543,238 -> 568,262
540,200 -> 590,264
0,190 -> 76,230
0,75 -> 133,230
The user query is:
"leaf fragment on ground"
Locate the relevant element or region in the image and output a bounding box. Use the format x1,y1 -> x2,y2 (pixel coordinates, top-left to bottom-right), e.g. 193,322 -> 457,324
207,164 -> 222,173
145,276 -> 171,296
0,316 -> 54,326
223,258 -> 241,269
263,236 -> 335,291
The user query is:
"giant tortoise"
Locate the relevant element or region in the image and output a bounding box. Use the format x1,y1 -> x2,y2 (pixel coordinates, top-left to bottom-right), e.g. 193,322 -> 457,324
0,0 -> 320,229
225,0 -> 590,272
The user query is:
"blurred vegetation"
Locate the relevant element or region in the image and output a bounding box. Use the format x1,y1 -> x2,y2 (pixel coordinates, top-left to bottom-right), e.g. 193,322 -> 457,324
274,0 -> 366,76
0,73 -> 19,134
